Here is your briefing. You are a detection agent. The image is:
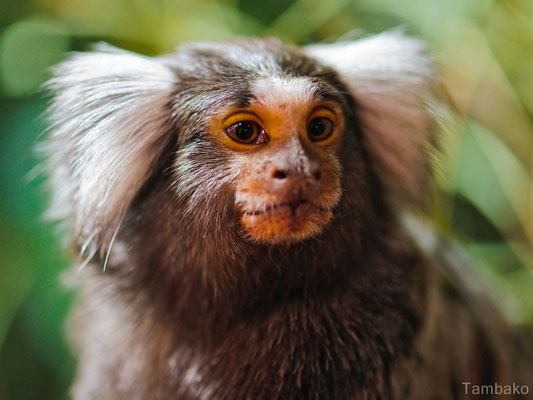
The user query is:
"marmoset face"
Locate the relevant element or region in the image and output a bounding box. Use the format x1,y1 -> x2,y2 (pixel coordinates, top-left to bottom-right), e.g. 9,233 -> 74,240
211,78 -> 345,243
168,40 -> 356,244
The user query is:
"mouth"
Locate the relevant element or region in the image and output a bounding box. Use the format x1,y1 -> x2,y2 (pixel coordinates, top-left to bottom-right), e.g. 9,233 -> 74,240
240,199 -> 333,243
243,199 -> 325,216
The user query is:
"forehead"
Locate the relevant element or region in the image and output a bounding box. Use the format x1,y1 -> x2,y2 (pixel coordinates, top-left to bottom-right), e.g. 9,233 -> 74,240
251,76 -> 319,110
172,39 -> 348,119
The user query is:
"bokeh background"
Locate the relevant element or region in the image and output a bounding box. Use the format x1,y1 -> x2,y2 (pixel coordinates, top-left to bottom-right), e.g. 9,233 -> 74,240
0,0 -> 532,398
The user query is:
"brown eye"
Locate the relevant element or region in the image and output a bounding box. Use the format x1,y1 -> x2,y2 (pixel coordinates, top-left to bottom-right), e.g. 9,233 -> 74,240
308,117 -> 334,141
225,121 -> 262,144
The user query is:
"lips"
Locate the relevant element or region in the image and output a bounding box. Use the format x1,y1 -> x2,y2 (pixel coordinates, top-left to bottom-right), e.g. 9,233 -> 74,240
240,199 -> 332,243
243,199 -> 323,217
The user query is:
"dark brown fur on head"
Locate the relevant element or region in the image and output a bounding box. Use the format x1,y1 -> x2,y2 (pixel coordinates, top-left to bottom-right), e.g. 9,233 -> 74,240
44,34 -> 532,399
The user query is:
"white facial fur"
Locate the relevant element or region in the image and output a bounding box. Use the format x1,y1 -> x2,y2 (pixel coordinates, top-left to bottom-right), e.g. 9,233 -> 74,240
251,76 -> 317,109
306,31 -> 444,207
44,44 -> 175,257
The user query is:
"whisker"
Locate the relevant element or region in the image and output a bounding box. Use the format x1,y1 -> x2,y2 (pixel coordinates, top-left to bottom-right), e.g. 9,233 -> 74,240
103,222 -> 121,272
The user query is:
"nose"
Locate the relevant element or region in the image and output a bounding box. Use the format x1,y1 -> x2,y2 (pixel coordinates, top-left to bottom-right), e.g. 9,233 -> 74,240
268,138 -> 323,190
271,166 -> 322,182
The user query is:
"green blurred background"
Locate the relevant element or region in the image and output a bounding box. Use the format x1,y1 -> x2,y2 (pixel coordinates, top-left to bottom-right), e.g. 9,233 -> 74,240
0,0 -> 532,398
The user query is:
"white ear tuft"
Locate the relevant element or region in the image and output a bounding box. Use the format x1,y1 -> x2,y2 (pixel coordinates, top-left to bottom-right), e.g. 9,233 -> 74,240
306,31 -> 444,207
44,44 -> 175,255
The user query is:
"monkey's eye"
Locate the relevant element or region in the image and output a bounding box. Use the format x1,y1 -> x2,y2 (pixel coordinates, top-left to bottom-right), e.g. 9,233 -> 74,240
307,117 -> 334,141
225,121 -> 263,144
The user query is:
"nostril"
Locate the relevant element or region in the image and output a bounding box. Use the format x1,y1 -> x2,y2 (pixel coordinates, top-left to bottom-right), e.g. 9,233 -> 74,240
313,170 -> 322,181
272,169 -> 288,180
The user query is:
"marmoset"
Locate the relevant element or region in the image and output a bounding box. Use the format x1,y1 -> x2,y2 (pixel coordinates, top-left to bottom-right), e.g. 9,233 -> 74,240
43,32 -> 532,399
